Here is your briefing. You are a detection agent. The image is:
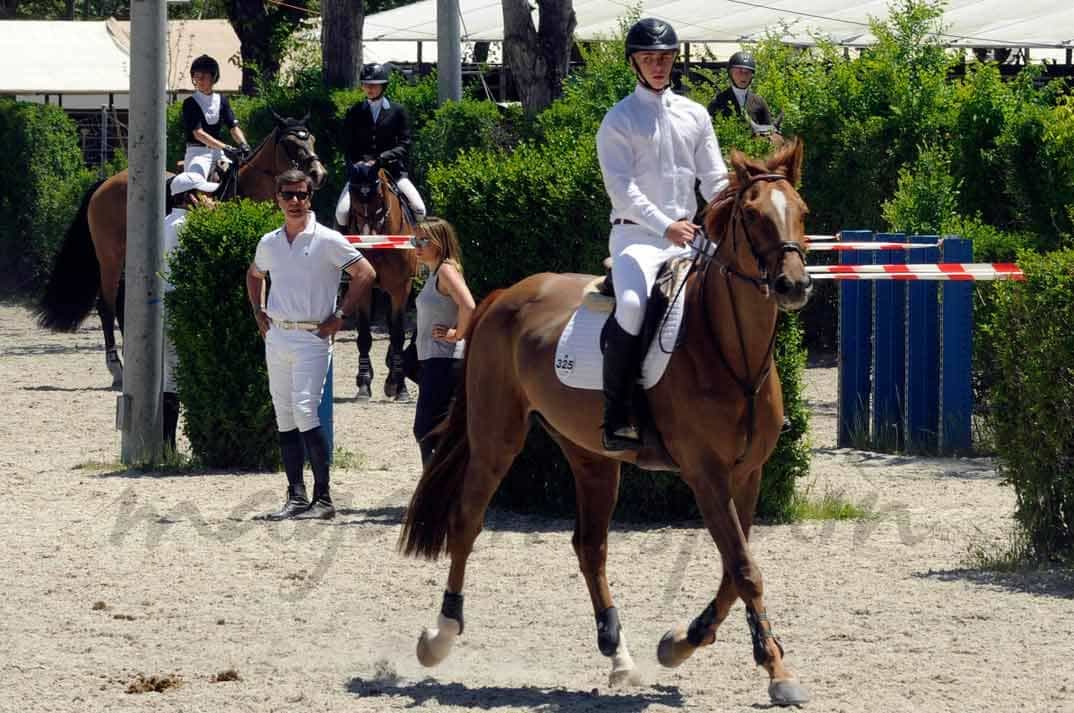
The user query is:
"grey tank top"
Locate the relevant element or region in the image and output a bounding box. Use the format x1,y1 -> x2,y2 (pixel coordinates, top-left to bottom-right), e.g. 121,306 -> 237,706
416,266 -> 465,360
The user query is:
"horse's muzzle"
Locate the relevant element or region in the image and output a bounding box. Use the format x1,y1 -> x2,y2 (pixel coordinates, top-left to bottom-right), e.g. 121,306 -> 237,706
773,272 -> 813,311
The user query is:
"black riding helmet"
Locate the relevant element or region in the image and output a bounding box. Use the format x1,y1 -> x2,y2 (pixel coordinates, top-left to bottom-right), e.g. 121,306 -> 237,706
360,63 -> 391,85
624,18 -> 679,91
624,18 -> 679,61
190,54 -> 220,84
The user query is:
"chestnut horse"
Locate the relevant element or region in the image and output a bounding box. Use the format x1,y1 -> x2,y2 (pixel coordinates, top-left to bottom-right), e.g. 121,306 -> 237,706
400,140 -> 813,706
36,113 -> 327,386
341,162 -> 418,401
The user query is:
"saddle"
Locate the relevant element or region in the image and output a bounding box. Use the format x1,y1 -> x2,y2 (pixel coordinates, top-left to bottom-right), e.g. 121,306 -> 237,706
561,256 -> 693,470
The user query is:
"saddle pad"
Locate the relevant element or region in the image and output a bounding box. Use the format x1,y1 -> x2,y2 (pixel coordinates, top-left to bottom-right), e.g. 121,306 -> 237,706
554,285 -> 686,391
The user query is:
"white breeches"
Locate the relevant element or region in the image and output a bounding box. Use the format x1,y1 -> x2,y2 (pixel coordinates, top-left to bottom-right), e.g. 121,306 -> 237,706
183,145 -> 228,180
162,330 -> 178,394
334,176 -> 427,228
609,225 -> 690,336
264,327 -> 332,432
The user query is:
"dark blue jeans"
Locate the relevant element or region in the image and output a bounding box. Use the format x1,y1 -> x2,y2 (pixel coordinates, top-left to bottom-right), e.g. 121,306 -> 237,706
414,357 -> 462,465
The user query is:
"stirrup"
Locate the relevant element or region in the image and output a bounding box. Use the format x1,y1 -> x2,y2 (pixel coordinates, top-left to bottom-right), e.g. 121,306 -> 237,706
602,424 -> 641,451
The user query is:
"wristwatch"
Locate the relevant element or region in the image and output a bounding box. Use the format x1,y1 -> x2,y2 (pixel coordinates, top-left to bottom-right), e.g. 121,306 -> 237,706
333,308 -> 346,320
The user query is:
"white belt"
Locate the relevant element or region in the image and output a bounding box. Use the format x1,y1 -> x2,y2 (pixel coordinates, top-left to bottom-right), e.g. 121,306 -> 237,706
274,320 -> 320,331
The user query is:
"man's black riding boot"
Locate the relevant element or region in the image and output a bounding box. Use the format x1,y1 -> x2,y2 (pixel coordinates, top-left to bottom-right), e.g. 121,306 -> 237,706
265,429 -> 309,520
162,392 -> 180,453
295,427 -> 335,520
601,318 -> 644,451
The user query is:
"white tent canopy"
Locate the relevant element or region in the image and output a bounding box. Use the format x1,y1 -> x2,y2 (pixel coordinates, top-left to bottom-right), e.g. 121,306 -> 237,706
363,0 -> 1074,49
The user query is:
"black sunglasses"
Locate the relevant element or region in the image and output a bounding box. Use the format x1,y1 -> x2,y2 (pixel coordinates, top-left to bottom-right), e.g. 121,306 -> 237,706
279,190 -> 310,202
411,237 -> 431,247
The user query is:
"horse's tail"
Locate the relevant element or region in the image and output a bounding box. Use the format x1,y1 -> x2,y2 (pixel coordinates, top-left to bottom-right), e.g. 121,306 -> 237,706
399,289 -> 506,561
36,179 -> 106,331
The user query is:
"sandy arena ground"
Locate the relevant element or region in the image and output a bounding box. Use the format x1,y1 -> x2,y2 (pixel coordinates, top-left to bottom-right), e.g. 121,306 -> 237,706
0,299 -> 1071,712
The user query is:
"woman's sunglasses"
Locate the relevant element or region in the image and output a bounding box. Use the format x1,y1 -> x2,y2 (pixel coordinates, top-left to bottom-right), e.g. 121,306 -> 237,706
279,190 -> 310,202
411,237 -> 431,247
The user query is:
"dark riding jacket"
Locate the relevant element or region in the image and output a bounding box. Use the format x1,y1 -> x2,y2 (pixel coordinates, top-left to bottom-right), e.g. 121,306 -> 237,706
708,87 -> 774,128
342,99 -> 413,178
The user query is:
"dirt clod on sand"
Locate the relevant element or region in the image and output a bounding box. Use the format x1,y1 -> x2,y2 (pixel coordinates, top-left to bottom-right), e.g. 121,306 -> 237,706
125,673 -> 182,694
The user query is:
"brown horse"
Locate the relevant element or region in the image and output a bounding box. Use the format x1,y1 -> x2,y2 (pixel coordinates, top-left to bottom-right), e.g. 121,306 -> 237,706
36,113 -> 327,386
341,161 -> 418,401
400,140 -> 813,706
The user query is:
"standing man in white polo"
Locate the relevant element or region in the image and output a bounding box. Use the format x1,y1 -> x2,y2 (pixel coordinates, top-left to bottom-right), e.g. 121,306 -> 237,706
246,168 -> 376,520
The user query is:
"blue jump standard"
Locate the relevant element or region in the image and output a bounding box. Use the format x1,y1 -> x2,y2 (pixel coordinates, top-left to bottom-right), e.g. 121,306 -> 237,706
836,232 -> 973,455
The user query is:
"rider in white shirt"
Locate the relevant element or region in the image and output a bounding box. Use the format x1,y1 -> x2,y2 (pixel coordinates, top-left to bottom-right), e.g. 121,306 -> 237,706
595,17 -> 729,451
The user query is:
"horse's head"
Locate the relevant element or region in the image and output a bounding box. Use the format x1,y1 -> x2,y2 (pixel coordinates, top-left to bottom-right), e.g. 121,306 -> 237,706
347,162 -> 382,203
347,161 -> 387,232
270,110 -> 327,189
707,137 -> 812,311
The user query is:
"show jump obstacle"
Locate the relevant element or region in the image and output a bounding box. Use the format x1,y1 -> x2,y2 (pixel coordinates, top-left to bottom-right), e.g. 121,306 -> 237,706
818,231 -> 1022,455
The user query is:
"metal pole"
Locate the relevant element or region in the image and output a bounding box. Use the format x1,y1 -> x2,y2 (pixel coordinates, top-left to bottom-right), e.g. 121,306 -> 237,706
437,0 -> 461,103
119,0 -> 167,464
99,104 -> 108,178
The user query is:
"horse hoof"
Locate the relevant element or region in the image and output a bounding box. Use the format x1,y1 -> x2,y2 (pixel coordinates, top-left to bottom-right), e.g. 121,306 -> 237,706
769,678 -> 810,706
608,667 -> 643,688
393,386 -> 411,403
416,627 -> 452,667
657,626 -> 695,668
356,384 -> 372,400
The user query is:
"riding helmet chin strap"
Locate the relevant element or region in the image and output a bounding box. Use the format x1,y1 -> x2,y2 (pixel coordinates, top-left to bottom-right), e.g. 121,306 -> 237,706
630,56 -> 672,93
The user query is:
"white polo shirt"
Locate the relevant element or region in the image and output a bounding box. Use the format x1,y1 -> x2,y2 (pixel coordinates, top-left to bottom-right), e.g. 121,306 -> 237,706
162,208 -> 187,293
253,212 -> 364,322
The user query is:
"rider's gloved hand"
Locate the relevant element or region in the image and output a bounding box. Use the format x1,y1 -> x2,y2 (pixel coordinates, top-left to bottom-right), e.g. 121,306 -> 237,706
239,142 -> 252,159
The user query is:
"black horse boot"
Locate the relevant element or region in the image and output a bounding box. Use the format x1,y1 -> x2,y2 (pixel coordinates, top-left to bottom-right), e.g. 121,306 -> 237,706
601,318 -> 643,451
162,392 -> 180,453
294,427 -> 336,520
265,429 -> 309,520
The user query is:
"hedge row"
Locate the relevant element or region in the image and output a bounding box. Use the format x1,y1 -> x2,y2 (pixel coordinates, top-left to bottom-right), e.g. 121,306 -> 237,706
0,99 -> 93,290
165,200 -> 282,470
985,250 -> 1074,559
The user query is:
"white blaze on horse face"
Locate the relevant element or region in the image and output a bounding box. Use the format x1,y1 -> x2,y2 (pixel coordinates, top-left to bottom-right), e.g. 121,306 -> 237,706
769,187 -> 789,238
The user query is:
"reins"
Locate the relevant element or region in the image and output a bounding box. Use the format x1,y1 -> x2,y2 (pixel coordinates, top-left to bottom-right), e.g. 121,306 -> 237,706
693,172 -> 805,464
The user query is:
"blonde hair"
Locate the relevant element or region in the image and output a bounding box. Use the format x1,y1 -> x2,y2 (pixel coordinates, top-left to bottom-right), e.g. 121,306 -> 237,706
417,216 -> 464,273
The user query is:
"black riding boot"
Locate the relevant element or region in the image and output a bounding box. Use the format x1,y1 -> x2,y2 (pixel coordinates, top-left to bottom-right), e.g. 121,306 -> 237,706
295,427 -> 335,520
162,392 -> 180,453
601,318 -> 643,451
265,429 -> 309,520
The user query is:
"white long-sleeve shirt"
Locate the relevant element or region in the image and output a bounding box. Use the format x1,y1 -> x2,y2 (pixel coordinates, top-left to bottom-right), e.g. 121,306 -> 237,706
597,85 -> 729,238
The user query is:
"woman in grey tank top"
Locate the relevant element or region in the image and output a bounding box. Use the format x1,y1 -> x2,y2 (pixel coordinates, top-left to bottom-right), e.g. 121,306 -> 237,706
413,217 -> 475,466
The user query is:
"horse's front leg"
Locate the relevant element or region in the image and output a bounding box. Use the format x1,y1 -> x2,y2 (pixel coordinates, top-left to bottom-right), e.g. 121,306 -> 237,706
383,280 -> 411,401
660,466 -> 808,707
354,285 -> 374,400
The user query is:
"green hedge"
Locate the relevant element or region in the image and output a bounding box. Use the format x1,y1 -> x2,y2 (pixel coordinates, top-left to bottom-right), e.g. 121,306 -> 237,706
0,99 -> 93,289
166,199 -> 281,469
985,249 -> 1074,559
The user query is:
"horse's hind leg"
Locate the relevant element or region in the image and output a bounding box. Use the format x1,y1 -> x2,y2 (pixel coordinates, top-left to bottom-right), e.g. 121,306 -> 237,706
660,466 -> 808,706
354,284 -> 374,400
553,436 -> 640,687
417,392 -> 529,667
97,296 -> 122,389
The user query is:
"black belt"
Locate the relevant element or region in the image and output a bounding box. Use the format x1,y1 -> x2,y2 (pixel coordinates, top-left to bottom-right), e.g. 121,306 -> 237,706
612,219 -> 637,225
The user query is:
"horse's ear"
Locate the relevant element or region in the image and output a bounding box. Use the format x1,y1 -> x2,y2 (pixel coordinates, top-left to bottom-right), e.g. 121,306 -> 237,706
270,109 -> 285,126
301,111 -> 311,125
730,149 -> 751,186
782,138 -> 803,187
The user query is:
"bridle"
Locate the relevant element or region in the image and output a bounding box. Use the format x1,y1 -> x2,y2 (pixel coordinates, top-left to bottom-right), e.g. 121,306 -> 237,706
693,172 -> 808,464
349,168 -> 388,233
274,126 -> 322,175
